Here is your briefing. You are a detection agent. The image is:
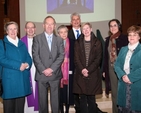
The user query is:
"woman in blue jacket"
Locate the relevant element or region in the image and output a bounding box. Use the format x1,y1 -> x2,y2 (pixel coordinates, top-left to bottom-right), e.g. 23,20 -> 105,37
0,21 -> 32,113
114,25 -> 141,112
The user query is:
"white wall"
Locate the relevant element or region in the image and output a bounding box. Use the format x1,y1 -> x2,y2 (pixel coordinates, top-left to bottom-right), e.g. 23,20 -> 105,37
19,0 -> 121,39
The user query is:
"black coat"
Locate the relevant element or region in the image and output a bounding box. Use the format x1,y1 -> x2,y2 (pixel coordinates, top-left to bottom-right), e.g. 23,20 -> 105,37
73,33 -> 103,95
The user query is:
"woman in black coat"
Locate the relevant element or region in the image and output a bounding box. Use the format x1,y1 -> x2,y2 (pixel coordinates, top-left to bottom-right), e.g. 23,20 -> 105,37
73,22 -> 102,113
102,19 -> 128,113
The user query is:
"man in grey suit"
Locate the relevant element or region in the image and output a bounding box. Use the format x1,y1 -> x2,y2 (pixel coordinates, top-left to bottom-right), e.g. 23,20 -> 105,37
32,16 -> 64,113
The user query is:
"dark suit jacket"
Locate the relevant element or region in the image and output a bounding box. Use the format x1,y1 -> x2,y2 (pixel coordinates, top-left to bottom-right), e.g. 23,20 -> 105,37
68,29 -> 76,72
32,32 -> 64,82
67,29 -> 76,105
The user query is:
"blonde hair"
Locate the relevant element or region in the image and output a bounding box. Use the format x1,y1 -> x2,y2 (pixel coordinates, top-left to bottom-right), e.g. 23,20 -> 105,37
127,25 -> 141,38
81,22 -> 92,30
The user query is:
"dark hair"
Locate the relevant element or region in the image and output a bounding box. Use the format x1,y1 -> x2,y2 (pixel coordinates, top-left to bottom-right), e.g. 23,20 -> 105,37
108,19 -> 122,32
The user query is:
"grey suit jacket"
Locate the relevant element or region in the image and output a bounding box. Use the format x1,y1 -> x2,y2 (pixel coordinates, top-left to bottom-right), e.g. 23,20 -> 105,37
32,32 -> 64,82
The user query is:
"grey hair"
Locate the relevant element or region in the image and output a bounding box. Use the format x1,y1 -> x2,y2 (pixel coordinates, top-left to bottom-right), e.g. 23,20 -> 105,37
57,25 -> 68,34
4,21 -> 18,32
70,12 -> 81,20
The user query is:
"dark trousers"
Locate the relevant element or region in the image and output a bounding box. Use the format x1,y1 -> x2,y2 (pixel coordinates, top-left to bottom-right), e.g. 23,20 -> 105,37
60,85 -> 70,113
79,95 -> 97,113
3,97 -> 25,113
74,94 -> 80,113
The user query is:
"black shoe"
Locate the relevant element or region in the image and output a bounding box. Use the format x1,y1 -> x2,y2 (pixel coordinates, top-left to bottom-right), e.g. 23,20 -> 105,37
97,108 -> 107,113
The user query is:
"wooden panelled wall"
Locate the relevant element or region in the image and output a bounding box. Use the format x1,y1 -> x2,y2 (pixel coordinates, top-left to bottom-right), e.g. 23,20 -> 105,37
0,0 -> 19,39
122,0 -> 141,34
0,1 -> 4,39
0,0 -> 141,38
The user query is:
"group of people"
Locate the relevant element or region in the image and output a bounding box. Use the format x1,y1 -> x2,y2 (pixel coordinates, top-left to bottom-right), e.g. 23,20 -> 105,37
0,12 -> 141,113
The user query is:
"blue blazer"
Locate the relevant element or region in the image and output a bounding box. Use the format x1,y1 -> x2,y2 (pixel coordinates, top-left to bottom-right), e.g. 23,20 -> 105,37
0,36 -> 32,99
114,43 -> 141,111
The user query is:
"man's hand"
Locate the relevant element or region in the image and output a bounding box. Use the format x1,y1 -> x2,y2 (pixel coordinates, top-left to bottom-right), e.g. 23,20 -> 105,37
43,68 -> 53,76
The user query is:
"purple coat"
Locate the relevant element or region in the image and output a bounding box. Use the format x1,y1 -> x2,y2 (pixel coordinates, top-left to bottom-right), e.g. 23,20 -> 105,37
21,36 -> 39,111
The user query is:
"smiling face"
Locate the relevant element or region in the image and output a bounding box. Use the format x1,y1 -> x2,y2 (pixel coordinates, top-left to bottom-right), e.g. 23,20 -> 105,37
82,24 -> 92,38
71,15 -> 81,29
25,22 -> 36,38
128,32 -> 140,45
6,23 -> 18,40
127,25 -> 141,45
109,21 -> 119,35
43,17 -> 56,35
58,28 -> 68,40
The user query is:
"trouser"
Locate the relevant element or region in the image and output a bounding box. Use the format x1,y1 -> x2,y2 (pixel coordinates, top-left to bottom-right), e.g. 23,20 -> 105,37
109,64 -> 118,113
79,94 -> 97,113
3,97 -> 25,113
74,94 -> 80,113
38,80 -> 60,113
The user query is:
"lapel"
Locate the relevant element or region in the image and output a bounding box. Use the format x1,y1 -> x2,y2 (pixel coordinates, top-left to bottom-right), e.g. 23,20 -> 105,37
51,35 -> 57,55
78,36 -> 86,65
131,43 -> 141,58
69,29 -> 76,40
41,33 -> 58,56
122,47 -> 128,61
41,33 -> 50,52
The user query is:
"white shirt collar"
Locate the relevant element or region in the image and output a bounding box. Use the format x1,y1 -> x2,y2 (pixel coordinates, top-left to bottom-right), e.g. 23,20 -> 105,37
7,35 -> 19,47
128,42 -> 139,51
72,28 -> 81,39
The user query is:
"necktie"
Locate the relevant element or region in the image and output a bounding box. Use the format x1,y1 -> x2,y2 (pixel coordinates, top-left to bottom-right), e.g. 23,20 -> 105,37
76,30 -> 80,39
48,36 -> 52,51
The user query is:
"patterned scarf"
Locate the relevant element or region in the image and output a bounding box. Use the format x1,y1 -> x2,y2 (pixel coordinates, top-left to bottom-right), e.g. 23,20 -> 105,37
61,38 -> 70,88
110,31 -> 121,64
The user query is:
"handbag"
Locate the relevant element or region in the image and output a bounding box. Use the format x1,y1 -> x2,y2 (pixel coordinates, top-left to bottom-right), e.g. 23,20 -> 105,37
0,40 -> 6,96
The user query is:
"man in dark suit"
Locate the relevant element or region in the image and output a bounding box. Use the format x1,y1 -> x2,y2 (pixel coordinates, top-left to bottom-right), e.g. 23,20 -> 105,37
32,16 -> 64,113
68,12 -> 107,113
68,12 -> 81,113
